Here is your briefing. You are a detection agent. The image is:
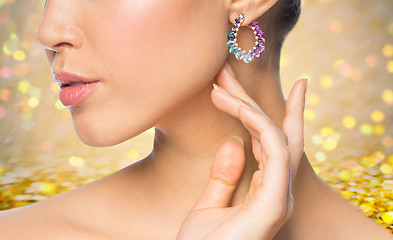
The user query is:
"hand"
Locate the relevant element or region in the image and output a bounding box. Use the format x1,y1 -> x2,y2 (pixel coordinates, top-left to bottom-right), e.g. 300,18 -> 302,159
176,62 -> 307,240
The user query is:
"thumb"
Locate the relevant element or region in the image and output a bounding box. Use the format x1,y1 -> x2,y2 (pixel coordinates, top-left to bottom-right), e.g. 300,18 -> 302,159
192,136 -> 246,210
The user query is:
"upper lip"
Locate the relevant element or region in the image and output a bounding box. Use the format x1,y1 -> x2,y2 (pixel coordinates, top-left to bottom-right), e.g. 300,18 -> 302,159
53,71 -> 99,87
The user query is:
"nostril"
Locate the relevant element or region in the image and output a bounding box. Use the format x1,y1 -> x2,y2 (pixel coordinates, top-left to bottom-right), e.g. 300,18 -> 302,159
54,42 -> 73,49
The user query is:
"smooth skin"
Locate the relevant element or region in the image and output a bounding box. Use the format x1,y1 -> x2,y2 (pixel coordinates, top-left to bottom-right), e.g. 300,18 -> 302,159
0,0 -> 392,239
176,64 -> 306,240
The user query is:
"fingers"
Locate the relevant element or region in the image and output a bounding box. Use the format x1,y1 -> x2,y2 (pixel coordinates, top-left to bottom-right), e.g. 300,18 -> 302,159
238,106 -> 291,203
215,63 -> 263,113
282,78 -> 307,182
192,136 -> 246,211
212,82 -> 291,205
211,61 -> 305,208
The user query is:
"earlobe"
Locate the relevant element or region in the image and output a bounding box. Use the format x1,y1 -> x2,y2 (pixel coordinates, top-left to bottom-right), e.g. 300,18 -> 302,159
227,0 -> 278,25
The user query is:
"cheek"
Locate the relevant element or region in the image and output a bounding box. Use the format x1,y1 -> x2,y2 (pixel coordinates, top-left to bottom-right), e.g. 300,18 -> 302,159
72,0 -> 228,146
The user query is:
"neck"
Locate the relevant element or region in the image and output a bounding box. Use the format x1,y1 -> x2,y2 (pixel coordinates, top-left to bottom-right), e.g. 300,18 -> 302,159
144,62 -> 286,210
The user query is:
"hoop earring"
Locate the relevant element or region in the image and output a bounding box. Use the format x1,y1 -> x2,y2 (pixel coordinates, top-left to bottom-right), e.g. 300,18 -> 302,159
227,13 -> 265,63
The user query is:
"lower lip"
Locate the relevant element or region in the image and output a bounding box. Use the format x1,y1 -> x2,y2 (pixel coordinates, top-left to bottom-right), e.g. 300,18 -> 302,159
59,82 -> 101,106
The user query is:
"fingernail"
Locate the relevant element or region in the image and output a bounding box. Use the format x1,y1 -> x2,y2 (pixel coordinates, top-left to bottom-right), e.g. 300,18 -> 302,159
213,83 -> 232,96
229,135 -> 244,145
225,62 -> 235,76
240,100 -> 256,112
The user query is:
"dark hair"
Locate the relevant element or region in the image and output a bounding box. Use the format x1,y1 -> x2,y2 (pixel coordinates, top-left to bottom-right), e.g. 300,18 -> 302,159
258,0 -> 302,69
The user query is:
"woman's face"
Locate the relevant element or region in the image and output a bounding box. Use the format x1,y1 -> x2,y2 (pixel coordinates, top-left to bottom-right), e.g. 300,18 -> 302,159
38,0 -> 229,147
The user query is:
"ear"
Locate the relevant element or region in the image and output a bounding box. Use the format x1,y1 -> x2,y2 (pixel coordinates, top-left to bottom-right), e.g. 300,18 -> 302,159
226,0 -> 278,25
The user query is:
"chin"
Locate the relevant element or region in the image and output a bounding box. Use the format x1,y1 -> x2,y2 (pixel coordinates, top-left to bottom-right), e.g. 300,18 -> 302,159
70,110 -> 153,148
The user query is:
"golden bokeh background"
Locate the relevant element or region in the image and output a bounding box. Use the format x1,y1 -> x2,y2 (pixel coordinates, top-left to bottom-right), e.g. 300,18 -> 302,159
1,0 -> 393,234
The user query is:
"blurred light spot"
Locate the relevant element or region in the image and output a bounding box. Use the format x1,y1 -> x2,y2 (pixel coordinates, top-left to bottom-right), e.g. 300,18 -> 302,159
343,116 -> 356,128
127,149 -> 140,159
388,22 -> 393,35
382,136 -> 393,148
360,203 -> 374,216
329,20 -> 343,33
365,55 -> 377,67
331,132 -> 341,141
39,182 -> 55,193
306,93 -> 319,106
13,50 -> 25,61
51,82 -> 59,92
312,134 -> 323,145
0,66 -> 11,78
55,99 -> 65,110
380,164 -> 393,175
323,137 -> 338,150
304,109 -> 315,121
341,191 -> 352,199
372,151 -> 385,161
320,75 -> 332,88
28,87 -> 41,99
371,109 -> 384,122
339,170 -> 350,181
334,59 -> 345,69
374,124 -> 385,135
338,62 -> 352,77
382,89 -> 393,104
18,80 -> 31,94
362,156 -> 378,168
0,106 -> 5,119
0,89 -> 10,102
387,60 -> 393,73
388,154 -> 393,164
41,142 -> 52,152
315,152 -> 326,162
2,33 -> 19,55
383,44 -> 393,58
68,156 -> 85,168
382,212 -> 393,224
350,69 -> 361,82
360,124 -> 373,135
27,97 -> 39,108
320,126 -> 333,137
21,110 -> 33,122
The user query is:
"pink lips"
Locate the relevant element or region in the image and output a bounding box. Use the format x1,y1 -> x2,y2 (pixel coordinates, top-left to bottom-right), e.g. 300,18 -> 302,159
53,72 -> 101,106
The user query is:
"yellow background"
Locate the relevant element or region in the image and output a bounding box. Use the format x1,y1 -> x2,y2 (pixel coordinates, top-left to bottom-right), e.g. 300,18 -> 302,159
0,0 -> 392,233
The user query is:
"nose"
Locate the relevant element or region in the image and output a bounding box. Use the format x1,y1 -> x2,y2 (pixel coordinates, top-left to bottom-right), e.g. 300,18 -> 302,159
37,0 -> 83,53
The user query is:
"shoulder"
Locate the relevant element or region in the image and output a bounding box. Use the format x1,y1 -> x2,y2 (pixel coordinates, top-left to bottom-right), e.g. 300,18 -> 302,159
0,185 -> 104,240
0,159 -> 152,240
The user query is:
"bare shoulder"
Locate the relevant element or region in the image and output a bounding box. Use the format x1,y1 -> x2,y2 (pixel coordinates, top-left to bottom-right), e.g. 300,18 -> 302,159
0,159 -> 152,240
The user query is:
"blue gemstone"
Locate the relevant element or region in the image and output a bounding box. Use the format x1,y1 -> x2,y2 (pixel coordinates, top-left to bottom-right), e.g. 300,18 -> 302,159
243,52 -> 252,63
235,51 -> 244,60
235,18 -> 240,24
227,40 -> 236,47
255,26 -> 261,32
230,29 -> 237,34
229,46 -> 238,54
227,33 -> 235,41
232,24 -> 238,28
252,21 -> 257,27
